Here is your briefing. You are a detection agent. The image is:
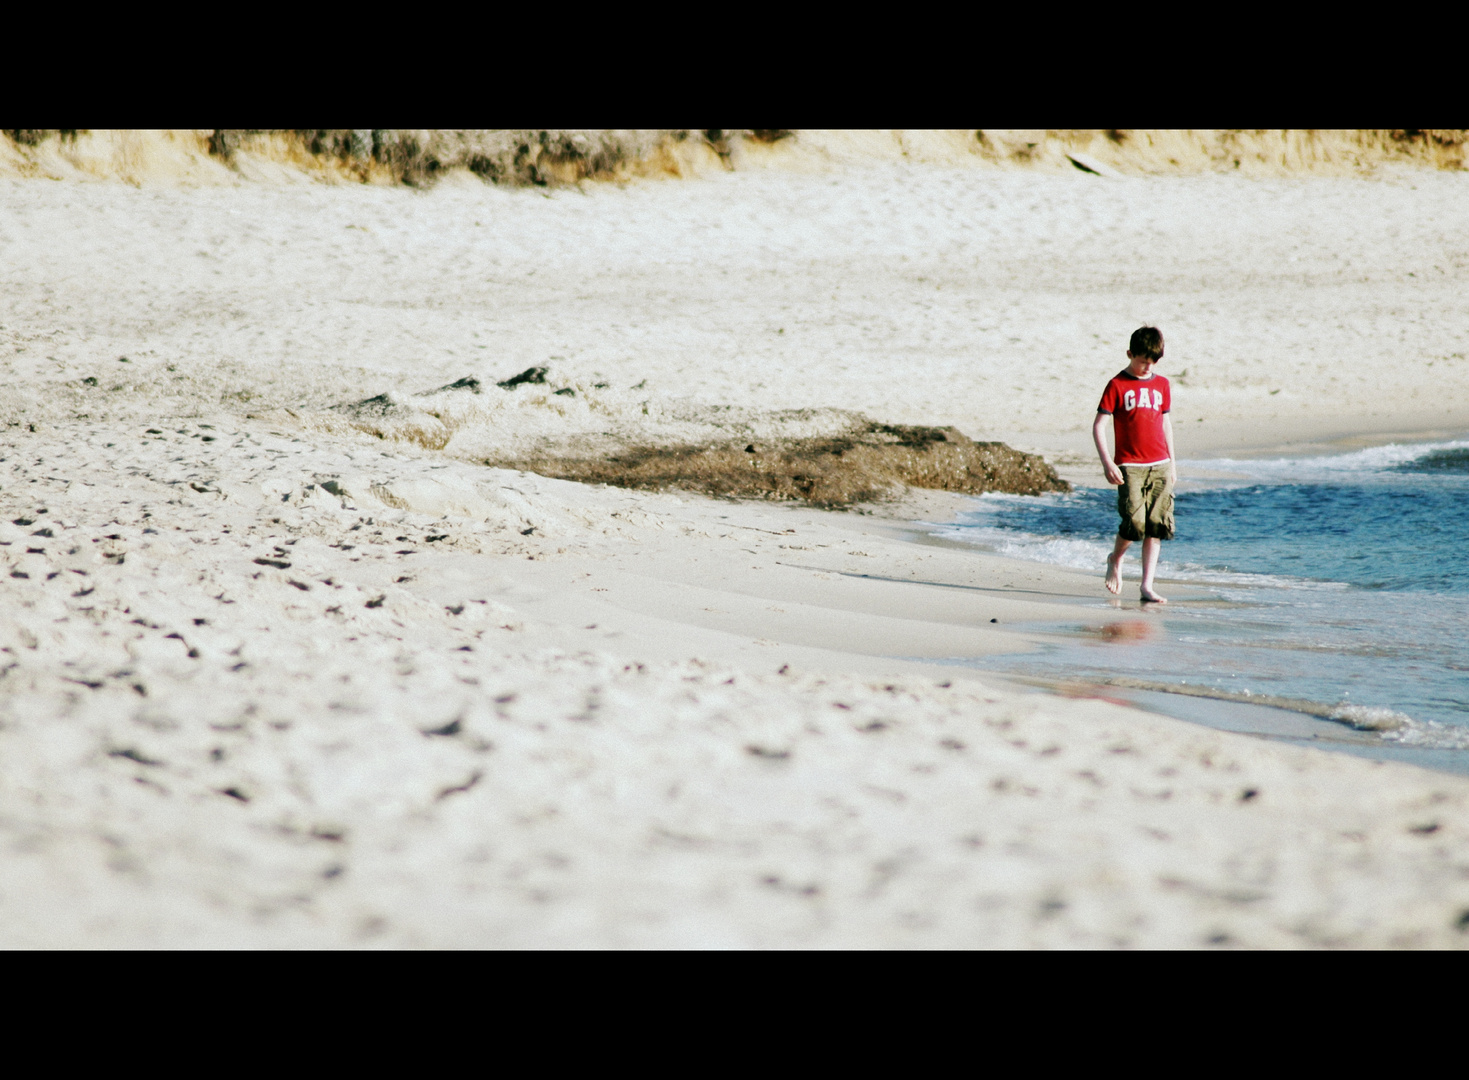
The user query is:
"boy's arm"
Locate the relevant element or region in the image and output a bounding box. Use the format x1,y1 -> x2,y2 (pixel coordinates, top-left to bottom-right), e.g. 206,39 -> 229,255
1092,412 -> 1124,485
1163,413 -> 1177,483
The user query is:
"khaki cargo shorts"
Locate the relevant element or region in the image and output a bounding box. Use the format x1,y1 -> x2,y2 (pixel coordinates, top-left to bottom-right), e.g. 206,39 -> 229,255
1117,463 -> 1175,541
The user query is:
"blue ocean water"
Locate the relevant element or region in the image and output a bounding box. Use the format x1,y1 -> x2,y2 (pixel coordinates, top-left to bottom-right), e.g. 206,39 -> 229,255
941,441 -> 1469,761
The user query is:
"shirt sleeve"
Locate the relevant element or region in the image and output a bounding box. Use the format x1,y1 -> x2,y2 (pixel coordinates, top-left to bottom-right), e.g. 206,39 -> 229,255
1098,380 -> 1118,414
1160,377 -> 1171,413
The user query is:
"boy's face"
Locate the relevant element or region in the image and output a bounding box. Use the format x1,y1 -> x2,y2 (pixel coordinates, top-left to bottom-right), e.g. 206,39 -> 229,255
1126,350 -> 1160,378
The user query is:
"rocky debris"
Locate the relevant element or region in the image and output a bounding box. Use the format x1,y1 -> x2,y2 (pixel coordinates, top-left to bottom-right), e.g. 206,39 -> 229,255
496,367 -> 548,390
332,393 -> 396,419
422,377 -> 481,395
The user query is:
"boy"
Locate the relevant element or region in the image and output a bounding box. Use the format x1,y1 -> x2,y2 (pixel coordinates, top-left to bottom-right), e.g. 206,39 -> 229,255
1093,326 -> 1176,603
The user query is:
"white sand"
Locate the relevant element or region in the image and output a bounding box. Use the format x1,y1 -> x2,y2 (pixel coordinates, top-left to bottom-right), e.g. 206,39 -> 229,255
4,161 -> 1469,948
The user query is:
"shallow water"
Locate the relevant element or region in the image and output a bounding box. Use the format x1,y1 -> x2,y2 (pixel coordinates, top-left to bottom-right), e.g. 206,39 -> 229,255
941,440 -> 1469,771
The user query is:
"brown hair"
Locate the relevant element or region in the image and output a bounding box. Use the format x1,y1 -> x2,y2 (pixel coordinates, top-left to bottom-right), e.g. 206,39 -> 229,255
1129,326 -> 1164,361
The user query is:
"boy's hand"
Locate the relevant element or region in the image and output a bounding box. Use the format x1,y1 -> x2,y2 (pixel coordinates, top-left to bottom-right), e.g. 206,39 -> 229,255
1092,413 -> 1124,486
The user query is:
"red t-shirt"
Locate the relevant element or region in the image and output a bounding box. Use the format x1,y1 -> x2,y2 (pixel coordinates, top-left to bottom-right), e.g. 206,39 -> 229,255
1098,371 -> 1171,465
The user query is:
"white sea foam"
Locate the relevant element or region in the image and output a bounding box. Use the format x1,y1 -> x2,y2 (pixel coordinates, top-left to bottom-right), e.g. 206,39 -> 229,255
1328,705 -> 1469,750
1185,439 -> 1469,481
934,523 -> 1114,572
1329,704 -> 1413,732
1100,676 -> 1469,750
1162,565 -> 1350,592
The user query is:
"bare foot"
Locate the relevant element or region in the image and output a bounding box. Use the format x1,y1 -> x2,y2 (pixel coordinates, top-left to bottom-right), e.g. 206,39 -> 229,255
1105,553 -> 1122,595
1140,586 -> 1168,604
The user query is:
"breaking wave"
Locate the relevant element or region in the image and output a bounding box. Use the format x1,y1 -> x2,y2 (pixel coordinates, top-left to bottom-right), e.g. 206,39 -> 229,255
1101,676 -> 1469,750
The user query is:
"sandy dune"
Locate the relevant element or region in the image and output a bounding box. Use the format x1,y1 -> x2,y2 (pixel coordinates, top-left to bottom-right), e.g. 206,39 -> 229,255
3,158 -> 1469,948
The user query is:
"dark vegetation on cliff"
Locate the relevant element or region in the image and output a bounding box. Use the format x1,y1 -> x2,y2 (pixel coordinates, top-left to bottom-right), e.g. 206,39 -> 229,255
209,129 -> 792,185
7,129 -> 1468,186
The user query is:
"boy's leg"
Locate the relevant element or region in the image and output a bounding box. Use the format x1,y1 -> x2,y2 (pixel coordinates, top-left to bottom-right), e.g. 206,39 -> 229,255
1139,537 -> 1166,603
1139,465 -> 1174,603
1105,534 -> 1130,595
1109,466 -> 1146,595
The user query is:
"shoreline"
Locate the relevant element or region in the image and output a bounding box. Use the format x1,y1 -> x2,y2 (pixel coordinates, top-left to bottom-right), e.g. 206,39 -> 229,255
932,426 -> 1469,779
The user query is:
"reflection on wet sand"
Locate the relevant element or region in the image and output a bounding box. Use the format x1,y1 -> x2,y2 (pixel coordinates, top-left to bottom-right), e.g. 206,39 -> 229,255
1090,620 -> 1157,644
